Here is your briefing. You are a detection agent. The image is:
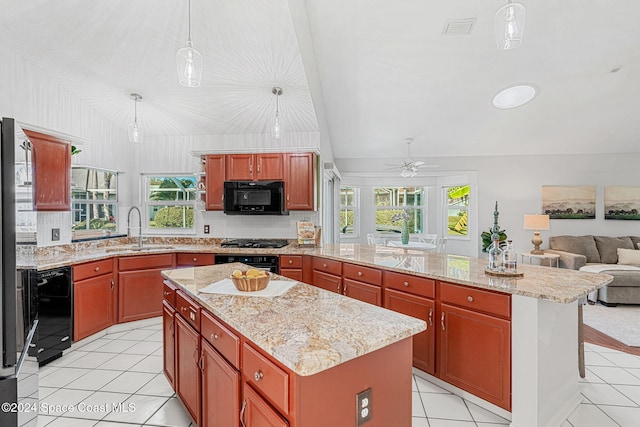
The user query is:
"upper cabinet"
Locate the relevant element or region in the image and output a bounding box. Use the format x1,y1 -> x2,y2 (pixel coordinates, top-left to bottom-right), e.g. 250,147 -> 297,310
24,129 -> 71,211
205,154 -> 225,210
226,153 -> 283,181
284,152 -> 316,211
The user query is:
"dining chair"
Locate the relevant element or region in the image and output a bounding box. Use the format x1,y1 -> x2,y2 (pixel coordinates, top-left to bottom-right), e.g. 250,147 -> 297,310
409,233 -> 438,244
435,237 -> 448,253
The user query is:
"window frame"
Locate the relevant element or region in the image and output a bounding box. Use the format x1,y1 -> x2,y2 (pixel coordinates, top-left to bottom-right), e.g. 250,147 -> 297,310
443,185 -> 470,240
71,166 -> 119,238
142,173 -> 197,235
372,186 -> 426,234
339,186 -> 360,238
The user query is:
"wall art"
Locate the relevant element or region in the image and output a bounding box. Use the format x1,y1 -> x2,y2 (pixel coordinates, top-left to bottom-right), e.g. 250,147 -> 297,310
604,186 -> 640,220
542,186 -> 596,219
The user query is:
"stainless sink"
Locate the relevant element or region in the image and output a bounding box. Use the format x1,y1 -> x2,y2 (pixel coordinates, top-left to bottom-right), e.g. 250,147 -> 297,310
104,245 -> 174,252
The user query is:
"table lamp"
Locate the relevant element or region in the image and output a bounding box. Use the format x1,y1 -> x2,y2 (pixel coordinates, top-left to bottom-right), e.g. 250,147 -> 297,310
523,214 -> 550,255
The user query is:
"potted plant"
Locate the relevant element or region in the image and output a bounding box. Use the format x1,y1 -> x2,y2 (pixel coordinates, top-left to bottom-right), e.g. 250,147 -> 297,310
481,227 -> 508,252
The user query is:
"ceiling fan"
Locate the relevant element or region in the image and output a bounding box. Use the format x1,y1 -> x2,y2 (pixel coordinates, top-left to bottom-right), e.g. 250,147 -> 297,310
385,138 -> 439,177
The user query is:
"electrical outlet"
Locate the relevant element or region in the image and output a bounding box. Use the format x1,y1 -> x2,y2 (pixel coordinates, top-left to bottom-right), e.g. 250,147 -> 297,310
204,224 -> 210,234
356,388 -> 372,425
51,228 -> 60,241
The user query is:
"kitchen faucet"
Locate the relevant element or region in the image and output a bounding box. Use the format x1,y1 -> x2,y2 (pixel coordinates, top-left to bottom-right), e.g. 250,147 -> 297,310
127,206 -> 143,248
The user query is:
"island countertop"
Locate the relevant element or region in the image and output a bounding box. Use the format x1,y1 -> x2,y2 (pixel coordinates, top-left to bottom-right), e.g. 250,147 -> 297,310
161,263 -> 427,377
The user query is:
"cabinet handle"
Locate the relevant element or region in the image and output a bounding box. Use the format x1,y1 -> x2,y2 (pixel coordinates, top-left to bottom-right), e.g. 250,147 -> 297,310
428,308 -> 433,327
257,163 -> 261,175
323,263 -> 328,268
94,267 -> 100,272
441,312 -> 445,331
357,271 -> 363,277
111,279 -> 115,290
163,291 -> 170,296
403,281 -> 409,287
288,259 -> 293,264
211,333 -> 219,340
287,194 -> 290,201
199,350 -> 204,372
249,165 -> 253,174
193,257 -> 198,262
181,306 -> 187,313
338,283 -> 342,293
240,400 -> 247,427
467,296 -> 474,303
254,370 -> 264,382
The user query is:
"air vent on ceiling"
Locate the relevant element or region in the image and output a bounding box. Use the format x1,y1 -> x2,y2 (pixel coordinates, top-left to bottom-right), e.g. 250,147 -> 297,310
442,18 -> 476,36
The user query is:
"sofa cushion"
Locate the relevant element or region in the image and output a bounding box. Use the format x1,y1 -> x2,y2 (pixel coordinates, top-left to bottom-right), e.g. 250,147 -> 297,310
594,236 -> 635,264
617,248 -> 640,265
548,235 -> 600,263
631,236 -> 640,249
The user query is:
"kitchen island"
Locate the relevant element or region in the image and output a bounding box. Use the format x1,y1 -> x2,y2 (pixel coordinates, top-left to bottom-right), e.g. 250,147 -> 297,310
161,263 -> 427,427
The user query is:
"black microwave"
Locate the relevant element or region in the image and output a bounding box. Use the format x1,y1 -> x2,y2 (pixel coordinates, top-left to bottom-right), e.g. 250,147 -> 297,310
223,181 -> 288,215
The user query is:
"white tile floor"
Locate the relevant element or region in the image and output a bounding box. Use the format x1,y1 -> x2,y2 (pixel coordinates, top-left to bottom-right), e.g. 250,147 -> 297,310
35,318 -> 640,427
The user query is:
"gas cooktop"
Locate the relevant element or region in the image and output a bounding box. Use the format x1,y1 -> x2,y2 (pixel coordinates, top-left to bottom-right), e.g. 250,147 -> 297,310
220,239 -> 289,248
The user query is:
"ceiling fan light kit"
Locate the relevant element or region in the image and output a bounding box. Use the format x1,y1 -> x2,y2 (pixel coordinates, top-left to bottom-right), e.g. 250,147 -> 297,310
177,0 -> 203,87
385,138 -> 438,177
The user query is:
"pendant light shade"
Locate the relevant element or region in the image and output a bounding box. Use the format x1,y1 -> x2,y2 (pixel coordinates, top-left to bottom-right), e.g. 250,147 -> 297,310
177,0 -> 203,87
128,94 -> 142,143
494,1 -> 526,50
271,87 -> 283,139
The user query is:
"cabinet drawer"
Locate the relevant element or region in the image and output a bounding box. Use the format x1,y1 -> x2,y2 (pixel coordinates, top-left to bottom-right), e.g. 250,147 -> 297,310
201,310 -> 240,369
312,257 -> 342,276
243,343 -> 289,415
176,291 -> 201,331
384,271 -> 435,299
439,281 -> 511,319
163,281 -> 177,308
73,258 -> 113,281
312,271 -> 342,294
119,253 -> 174,271
280,255 -> 302,269
343,263 -> 382,286
176,253 -> 215,266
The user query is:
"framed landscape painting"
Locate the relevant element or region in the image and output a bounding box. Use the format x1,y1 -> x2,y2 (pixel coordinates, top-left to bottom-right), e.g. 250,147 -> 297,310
604,186 -> 640,220
542,186 -> 596,219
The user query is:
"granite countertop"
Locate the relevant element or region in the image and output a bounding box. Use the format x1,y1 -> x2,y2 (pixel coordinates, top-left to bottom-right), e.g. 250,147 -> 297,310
162,263 -> 426,377
22,238 -> 613,304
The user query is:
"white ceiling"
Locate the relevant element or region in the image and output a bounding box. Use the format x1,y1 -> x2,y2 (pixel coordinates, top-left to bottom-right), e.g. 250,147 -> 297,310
2,0 -> 640,164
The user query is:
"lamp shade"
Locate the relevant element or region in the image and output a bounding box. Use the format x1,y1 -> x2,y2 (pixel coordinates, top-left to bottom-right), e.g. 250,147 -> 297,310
523,214 -> 550,231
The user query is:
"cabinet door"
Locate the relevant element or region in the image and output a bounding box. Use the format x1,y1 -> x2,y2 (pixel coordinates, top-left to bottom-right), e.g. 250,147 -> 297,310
241,383 -> 289,427
205,154 -> 226,210
284,152 -> 315,210
201,340 -> 240,427
176,315 -> 201,425
312,271 -> 341,294
439,303 -> 511,410
279,268 -> 303,282
25,129 -> 71,211
384,289 -> 435,374
226,154 -> 254,181
256,153 -> 283,180
163,301 -> 176,389
73,274 -> 115,341
118,269 -> 164,322
343,278 -> 381,306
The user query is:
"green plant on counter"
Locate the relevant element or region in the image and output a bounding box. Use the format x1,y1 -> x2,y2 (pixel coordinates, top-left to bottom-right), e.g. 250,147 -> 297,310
481,228 -> 508,253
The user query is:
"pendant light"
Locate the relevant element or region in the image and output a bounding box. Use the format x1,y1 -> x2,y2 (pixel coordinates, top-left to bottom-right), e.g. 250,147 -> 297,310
128,94 -> 142,143
494,0 -> 526,50
271,87 -> 283,139
176,0 -> 203,87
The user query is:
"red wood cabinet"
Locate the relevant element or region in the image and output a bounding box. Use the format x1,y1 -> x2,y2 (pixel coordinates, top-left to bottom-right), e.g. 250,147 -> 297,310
284,152 -> 315,210
384,288 -> 435,374
279,255 -> 303,281
24,129 -> 71,211
202,340 -> 240,427
118,254 -> 174,323
176,253 -> 215,267
241,383 -> 289,427
73,259 -> 116,341
312,270 -> 341,293
226,153 -> 283,181
343,279 -> 381,306
175,314 -> 201,425
205,155 -> 225,210
162,300 -> 176,388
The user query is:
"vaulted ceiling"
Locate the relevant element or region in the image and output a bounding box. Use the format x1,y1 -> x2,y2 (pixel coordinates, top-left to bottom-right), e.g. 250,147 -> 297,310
1,0 -> 639,165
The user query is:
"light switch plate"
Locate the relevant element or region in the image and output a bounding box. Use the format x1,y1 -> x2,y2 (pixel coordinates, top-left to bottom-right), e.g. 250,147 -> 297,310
51,228 -> 60,241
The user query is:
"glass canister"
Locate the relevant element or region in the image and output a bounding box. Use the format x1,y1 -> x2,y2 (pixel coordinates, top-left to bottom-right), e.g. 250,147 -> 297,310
488,238 -> 503,271
502,240 -> 517,273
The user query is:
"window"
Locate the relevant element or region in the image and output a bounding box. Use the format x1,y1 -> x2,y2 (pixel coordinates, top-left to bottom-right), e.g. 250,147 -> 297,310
339,186 -> 359,236
373,187 -> 424,233
144,175 -> 197,232
445,185 -> 470,237
71,167 -> 118,236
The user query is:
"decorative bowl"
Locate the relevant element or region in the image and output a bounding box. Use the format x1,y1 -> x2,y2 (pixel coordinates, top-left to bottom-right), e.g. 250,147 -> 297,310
230,270 -> 271,292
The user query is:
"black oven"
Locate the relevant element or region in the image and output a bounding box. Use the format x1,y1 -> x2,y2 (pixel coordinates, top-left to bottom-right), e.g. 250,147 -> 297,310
223,181 -> 288,215
214,255 -> 280,274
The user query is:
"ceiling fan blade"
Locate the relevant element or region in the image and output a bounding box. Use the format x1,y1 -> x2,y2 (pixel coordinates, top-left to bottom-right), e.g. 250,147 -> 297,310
412,161 -> 426,167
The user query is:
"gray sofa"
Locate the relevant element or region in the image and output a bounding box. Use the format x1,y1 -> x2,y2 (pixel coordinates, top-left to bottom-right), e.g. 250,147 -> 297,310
546,235 -> 640,306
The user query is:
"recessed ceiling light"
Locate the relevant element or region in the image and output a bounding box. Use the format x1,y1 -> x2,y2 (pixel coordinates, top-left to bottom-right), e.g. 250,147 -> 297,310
492,84 -> 537,109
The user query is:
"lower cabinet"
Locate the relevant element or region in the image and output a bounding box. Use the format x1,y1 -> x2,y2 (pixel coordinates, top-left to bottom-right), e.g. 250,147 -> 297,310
312,271 -> 341,293
201,339 -> 240,427
162,301 -> 176,389
343,278 -> 382,306
73,259 -> 116,341
241,383 -> 288,427
175,315 -> 201,425
384,288 -> 435,374
279,255 -> 303,281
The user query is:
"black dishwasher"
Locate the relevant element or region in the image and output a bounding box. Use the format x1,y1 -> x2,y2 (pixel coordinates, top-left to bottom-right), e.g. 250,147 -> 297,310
30,266 -> 72,365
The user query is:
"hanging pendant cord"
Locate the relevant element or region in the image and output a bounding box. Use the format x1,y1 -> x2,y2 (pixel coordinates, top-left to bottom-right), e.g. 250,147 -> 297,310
134,98 -> 138,125
187,0 -> 192,43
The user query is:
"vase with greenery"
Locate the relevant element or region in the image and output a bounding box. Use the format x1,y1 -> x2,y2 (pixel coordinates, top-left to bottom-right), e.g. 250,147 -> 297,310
481,201 -> 508,253
392,209 -> 411,244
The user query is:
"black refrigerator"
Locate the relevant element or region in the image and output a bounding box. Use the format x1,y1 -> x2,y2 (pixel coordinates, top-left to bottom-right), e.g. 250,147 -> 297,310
1,117 -> 39,427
